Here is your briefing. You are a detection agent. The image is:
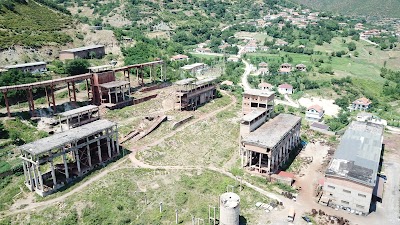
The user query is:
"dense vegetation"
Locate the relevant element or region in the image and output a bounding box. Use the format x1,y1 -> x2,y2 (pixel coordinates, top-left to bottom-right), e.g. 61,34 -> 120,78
292,0 -> 400,18
0,70 -> 50,106
0,0 -> 72,49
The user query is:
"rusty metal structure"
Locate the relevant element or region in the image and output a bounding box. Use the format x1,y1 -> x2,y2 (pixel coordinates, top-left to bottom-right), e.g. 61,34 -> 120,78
0,60 -> 165,117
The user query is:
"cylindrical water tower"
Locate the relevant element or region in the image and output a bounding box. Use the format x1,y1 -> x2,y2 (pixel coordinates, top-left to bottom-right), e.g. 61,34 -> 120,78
219,192 -> 240,225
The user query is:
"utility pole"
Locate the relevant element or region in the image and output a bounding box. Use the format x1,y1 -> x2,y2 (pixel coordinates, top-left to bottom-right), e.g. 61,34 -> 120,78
159,202 -> 163,213
208,205 -> 217,225
175,209 -> 179,224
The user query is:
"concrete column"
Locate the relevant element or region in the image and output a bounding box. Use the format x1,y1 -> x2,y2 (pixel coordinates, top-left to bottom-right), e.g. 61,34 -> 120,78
267,155 -> 271,172
62,153 -> 69,179
26,162 -> 34,190
115,130 -> 120,155
3,91 -> 11,117
50,160 -> 57,188
107,135 -> 112,159
22,161 -> 29,185
86,138 -> 92,167
37,164 -> 44,191
72,82 -> 77,102
248,151 -> 252,167
75,149 -> 81,174
32,164 -> 39,189
51,85 -> 56,112
108,90 -> 112,104
97,139 -> 103,163
259,153 -> 262,172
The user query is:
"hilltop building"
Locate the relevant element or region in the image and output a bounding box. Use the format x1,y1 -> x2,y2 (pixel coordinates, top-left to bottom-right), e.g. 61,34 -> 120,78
59,45 -> 105,61
2,62 -> 47,74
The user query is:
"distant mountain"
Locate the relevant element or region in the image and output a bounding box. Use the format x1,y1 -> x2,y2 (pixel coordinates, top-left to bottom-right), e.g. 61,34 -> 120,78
291,0 -> 400,18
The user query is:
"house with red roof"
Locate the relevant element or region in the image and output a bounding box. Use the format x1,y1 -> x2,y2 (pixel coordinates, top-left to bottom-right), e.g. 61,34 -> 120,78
258,82 -> 273,91
279,63 -> 292,74
278,83 -> 293,95
306,104 -> 324,122
170,54 -> 189,61
295,64 -> 307,72
351,97 -> 372,111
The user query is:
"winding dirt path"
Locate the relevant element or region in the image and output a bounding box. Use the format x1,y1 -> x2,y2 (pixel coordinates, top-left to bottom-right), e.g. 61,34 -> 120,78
0,90 -> 237,218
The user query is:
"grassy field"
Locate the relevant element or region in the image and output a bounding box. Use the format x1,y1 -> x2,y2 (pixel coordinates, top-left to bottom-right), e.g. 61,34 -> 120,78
292,0 -> 400,18
139,102 -> 240,167
1,168 -> 272,224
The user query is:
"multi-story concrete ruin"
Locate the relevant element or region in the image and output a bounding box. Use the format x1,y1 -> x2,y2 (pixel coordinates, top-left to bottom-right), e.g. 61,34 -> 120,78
322,121 -> 384,215
174,77 -> 217,110
240,89 -> 275,136
241,114 -> 301,174
242,89 -> 275,116
19,120 -> 119,196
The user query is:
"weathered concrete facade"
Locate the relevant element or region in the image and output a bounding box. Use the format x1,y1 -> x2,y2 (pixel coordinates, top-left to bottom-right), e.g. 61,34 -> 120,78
242,89 -> 274,116
322,122 -> 384,215
19,120 -> 119,196
241,114 -> 301,174
175,77 -> 217,111
59,45 -> 105,61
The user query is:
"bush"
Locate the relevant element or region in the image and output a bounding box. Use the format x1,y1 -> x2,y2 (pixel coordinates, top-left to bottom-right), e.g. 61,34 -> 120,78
65,59 -> 90,76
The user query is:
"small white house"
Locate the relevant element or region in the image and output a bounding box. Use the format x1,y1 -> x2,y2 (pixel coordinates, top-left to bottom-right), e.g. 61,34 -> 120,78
278,83 -> 293,95
306,104 -> 324,122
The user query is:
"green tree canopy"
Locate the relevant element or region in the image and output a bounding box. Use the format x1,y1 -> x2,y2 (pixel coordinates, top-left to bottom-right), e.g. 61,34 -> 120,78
65,59 -> 90,76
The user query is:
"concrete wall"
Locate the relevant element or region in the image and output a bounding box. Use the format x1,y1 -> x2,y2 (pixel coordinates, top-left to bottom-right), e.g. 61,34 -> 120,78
324,176 -> 373,214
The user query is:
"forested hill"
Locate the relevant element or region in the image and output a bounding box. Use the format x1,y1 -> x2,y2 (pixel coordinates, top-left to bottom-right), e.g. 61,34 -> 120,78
0,0 -> 72,50
291,0 -> 400,18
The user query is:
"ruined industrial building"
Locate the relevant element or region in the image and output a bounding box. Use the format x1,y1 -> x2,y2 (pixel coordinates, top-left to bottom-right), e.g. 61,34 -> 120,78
174,77 -> 217,111
19,120 -> 119,196
241,114 -> 302,174
322,121 -> 384,215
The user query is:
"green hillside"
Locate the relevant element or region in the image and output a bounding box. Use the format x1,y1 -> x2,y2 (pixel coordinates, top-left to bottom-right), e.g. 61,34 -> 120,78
291,0 -> 400,18
0,0 -> 72,50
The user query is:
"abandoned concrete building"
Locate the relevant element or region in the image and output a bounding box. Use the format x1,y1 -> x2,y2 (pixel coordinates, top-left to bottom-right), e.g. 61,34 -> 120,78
174,77 -> 217,110
241,114 -> 301,174
181,63 -> 208,75
59,45 -> 105,61
242,89 -> 275,116
322,121 -> 384,215
2,61 -> 47,74
58,105 -> 100,131
19,119 -> 119,196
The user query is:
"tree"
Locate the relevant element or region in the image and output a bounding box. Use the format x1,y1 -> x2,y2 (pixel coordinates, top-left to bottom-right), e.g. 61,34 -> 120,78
347,42 -> 356,51
65,59 -> 90,76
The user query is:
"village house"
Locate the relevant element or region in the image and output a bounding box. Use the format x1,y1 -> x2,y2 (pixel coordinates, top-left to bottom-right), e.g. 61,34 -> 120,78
295,64 -> 307,72
259,46 -> 269,51
3,62 -> 47,74
218,43 -> 231,50
258,82 -> 273,91
194,48 -> 212,53
257,68 -> 269,75
279,63 -> 292,74
278,83 -> 293,95
244,41 -> 258,53
241,114 -> 302,174
276,39 -> 289,46
59,45 -> 106,61
355,23 -> 365,30
351,97 -> 372,111
258,62 -> 268,68
227,56 -> 240,62
170,54 -> 189,61
181,63 -> 208,75
306,104 -> 324,122
322,122 -> 384,215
